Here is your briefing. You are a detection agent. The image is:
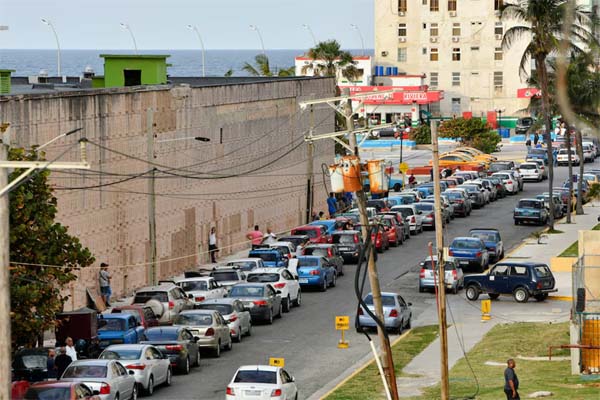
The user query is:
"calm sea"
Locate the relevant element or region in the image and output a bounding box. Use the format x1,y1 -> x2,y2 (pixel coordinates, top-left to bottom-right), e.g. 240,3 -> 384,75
0,49 -> 371,77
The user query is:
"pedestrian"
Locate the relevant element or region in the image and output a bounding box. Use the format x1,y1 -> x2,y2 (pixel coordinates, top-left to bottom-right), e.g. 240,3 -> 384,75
318,211 -> 326,220
408,174 -> 416,187
327,192 -> 337,218
98,263 -> 111,307
47,348 -> 57,379
296,239 -> 308,257
246,225 -> 263,249
64,337 -> 77,361
504,359 -> 520,399
534,132 -> 539,146
344,192 -> 354,209
525,138 -> 531,152
208,227 -> 218,263
553,147 -> 558,166
262,227 -> 277,244
54,347 -> 72,380
429,168 -> 434,182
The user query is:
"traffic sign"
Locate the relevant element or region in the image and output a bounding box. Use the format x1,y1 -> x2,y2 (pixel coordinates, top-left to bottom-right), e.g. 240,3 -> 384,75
335,316 -> 350,330
399,162 -> 409,173
269,357 -> 285,367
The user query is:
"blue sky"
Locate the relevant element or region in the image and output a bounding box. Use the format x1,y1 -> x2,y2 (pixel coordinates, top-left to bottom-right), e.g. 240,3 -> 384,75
0,0 -> 373,49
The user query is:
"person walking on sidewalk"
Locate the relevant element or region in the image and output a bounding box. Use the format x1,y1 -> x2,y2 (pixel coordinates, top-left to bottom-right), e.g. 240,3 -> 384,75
208,227 -> 218,263
246,225 -> 263,249
526,138 -> 532,152
504,359 -> 520,399
533,132 -> 539,146
99,263 -> 112,307
327,192 -> 337,218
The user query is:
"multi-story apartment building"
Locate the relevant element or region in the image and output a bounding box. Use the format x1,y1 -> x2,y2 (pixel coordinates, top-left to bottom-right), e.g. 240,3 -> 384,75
374,0 -> 531,117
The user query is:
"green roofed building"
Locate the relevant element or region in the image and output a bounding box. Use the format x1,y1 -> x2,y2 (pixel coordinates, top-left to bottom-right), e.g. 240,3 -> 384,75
93,54 -> 170,88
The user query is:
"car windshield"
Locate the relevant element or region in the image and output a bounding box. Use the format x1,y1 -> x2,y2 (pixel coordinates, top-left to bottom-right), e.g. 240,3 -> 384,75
250,252 -> 278,262
227,261 -> 255,271
534,265 -> 552,277
62,365 -> 107,378
332,234 -> 356,244
297,258 -> 319,267
230,286 -> 264,297
24,387 -> 71,400
470,231 -> 498,242
293,229 -> 317,238
559,149 -> 575,155
461,185 -> 479,193
304,248 -> 329,257
144,329 -> 180,341
211,271 -> 240,281
520,164 -> 536,170
518,200 -> 542,209
98,319 -> 125,331
247,273 -> 280,283
451,239 -> 481,249
173,314 -> 213,326
414,203 -> 434,212
20,355 -> 47,369
392,208 -> 413,217
494,174 -> 509,179
196,304 -> 233,315
100,349 -> 142,360
364,294 -> 396,306
179,281 -> 208,291
444,192 -> 463,200
134,291 -> 168,304
234,370 -> 277,384
421,261 -> 456,270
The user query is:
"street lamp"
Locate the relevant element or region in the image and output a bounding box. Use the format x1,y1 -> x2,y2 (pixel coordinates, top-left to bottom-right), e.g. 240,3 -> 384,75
41,18 -> 61,77
186,25 -> 206,77
495,108 -> 504,135
120,22 -> 138,54
302,24 -> 317,46
249,25 -> 266,55
350,24 -> 365,56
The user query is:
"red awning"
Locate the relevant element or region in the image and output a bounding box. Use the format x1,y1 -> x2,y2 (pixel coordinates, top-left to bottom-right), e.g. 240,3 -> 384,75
517,88 -> 541,98
342,86 -> 444,105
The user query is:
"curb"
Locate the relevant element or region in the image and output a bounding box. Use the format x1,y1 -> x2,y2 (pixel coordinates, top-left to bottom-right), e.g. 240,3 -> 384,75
548,295 -> 573,301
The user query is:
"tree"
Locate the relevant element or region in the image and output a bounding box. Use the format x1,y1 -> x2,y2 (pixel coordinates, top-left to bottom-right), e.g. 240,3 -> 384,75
301,40 -> 361,82
242,54 -> 295,77
9,148 -> 95,348
409,124 -> 431,144
437,118 -> 501,153
501,0 -> 596,230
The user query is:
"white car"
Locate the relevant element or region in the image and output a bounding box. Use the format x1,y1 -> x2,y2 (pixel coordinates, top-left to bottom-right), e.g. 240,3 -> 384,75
196,298 -> 252,342
226,365 -> 298,400
556,149 -> 580,166
349,207 -> 377,218
226,258 -> 265,272
99,344 -> 171,396
582,141 -> 598,158
246,268 -> 301,312
530,159 -> 548,179
518,162 -> 543,182
176,277 -> 227,304
390,204 -> 424,234
582,144 -> 595,162
491,172 -> 518,194
269,241 -> 296,259
60,359 -> 137,400
463,181 -> 489,204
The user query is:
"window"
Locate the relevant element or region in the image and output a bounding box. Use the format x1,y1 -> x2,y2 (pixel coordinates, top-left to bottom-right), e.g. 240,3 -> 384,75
510,266 -> 528,276
495,22 -> 503,36
123,70 -> 141,86
471,46 -> 480,51
398,23 -> 407,37
397,48 -> 407,62
452,72 -> 460,86
495,0 -> 503,10
452,48 -> 461,61
422,0 -> 428,5
430,0 -> 439,11
471,71 -> 479,77
494,71 -> 503,89
422,47 -> 427,55
452,23 -> 461,36
398,0 -> 407,12
451,97 -> 461,114
491,265 -> 509,276
430,23 -> 439,37
448,0 -> 457,11
430,72 -> 439,87
495,47 -> 503,60
430,48 -> 439,61
429,101 -> 441,115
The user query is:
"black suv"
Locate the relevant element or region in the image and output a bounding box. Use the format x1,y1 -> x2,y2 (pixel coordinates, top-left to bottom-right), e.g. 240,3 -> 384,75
330,230 -> 364,263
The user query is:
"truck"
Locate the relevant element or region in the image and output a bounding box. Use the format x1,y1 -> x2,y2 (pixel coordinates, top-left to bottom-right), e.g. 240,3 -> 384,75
97,314 -> 145,350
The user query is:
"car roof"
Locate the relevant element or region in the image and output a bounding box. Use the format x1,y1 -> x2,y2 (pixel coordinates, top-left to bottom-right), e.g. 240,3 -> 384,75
305,243 -> 334,248
179,309 -> 217,315
135,283 -> 177,292
176,277 -> 212,283
451,236 -> 481,241
519,198 -> 543,202
146,326 -> 181,333
331,230 -> 360,234
103,344 -> 151,351
237,365 -> 279,372
495,262 -> 548,267
69,359 -> 113,366
233,282 -> 271,287
293,225 -> 320,230
248,268 -> 285,274
469,228 -> 499,233
279,234 -> 309,239
296,255 -> 322,260
100,313 -> 132,320
228,258 -> 262,263
200,298 -> 239,305
270,241 -> 293,247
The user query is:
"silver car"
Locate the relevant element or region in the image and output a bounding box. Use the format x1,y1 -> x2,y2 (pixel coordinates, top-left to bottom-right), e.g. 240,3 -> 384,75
132,283 -> 194,324
99,344 -> 171,396
195,298 -> 252,343
60,359 -> 137,400
418,256 -> 464,294
390,205 -> 423,234
357,292 -> 412,335
173,309 -> 233,358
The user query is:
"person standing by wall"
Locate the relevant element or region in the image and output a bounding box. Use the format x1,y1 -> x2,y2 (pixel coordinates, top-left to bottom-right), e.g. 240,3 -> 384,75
98,263 -> 111,307
504,359 -> 520,399
54,348 -> 72,380
64,337 -> 77,361
208,227 -> 218,263
246,225 -> 263,249
263,227 -> 277,244
46,348 -> 57,379
327,192 -> 337,218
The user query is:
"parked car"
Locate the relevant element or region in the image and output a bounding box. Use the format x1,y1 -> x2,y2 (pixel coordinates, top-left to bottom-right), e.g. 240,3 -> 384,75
556,148 -> 580,166
295,256 -> 336,292
469,228 -> 504,261
366,199 -> 391,212
303,244 -> 344,276
290,225 -> 330,244
132,283 -> 194,325
99,344 -> 171,396
111,305 -> 160,330
210,269 -> 248,292
507,169 -> 524,191
442,190 -> 472,217
473,179 -> 498,202
516,117 -> 535,134
488,176 -> 508,198
97,314 -> 145,350
530,159 -> 548,179
379,211 -> 411,240
464,262 -> 557,303
356,292 -> 412,334
176,277 -> 227,305
535,193 -> 564,219
414,202 -> 439,229
247,248 -> 288,268
421,198 -> 452,224
308,219 -> 337,235
387,194 -> 416,205
228,283 -> 283,324
491,172 -> 519,194
448,237 -> 490,273
269,242 -> 296,259
582,144 -> 595,162
60,359 -> 137,400
226,365 -> 298,400
456,184 -> 486,208
172,309 -> 232,357
12,348 -> 51,383
418,256 -> 464,294
246,268 -> 301,312
277,235 -> 310,249
390,205 -> 423,234
22,382 -> 100,400
550,189 -> 574,213
378,214 -> 404,247
356,221 -> 390,253
488,161 -> 515,175
141,326 -> 200,374
518,162 -> 543,182
513,199 -> 548,226
196,298 -> 252,342
330,230 -> 363,262
525,148 -> 548,165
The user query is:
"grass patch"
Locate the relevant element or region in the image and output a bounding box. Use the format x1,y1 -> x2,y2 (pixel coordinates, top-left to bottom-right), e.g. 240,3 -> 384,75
407,322 -> 599,400
559,223 -> 600,257
546,229 -> 564,234
325,326 -> 438,400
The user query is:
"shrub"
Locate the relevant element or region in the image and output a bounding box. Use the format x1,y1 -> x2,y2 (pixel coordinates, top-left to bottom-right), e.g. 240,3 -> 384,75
409,124 -> 431,144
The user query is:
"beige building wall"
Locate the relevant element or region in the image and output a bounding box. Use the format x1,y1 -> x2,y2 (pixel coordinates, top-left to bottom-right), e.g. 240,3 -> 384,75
0,78 -> 335,309
579,230 -> 600,311
374,0 -> 530,116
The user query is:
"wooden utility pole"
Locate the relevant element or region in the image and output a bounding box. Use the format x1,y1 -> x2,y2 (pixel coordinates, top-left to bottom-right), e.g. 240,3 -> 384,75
306,105 -> 315,224
0,124 -> 11,400
431,120 -> 450,399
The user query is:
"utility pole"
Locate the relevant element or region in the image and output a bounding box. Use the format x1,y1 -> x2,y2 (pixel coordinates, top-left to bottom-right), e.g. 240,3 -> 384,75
431,120 -> 450,399
566,130 -> 573,223
147,108 -> 158,285
306,105 -> 315,224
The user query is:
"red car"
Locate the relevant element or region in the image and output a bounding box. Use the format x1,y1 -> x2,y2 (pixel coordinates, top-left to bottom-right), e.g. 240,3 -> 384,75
111,305 -> 160,329
380,215 -> 403,247
291,225 -> 330,243
20,381 -> 100,400
356,222 -> 389,253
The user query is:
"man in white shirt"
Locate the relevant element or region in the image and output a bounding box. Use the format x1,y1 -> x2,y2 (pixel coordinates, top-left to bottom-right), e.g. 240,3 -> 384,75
208,227 -> 218,263
262,228 -> 277,244
65,337 -> 77,361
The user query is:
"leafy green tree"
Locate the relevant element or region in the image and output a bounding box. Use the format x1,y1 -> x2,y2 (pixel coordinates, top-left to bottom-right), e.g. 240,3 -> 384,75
437,118 -> 501,153
9,148 -> 95,348
242,54 -> 295,77
301,40 -> 361,82
409,124 -> 431,144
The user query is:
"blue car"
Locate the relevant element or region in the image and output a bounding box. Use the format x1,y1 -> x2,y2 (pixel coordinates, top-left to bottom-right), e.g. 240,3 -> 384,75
514,199 -> 548,226
98,314 -> 145,350
448,237 -> 490,273
296,256 -> 336,292
248,248 -> 288,268
469,228 -> 504,261
309,219 -> 337,235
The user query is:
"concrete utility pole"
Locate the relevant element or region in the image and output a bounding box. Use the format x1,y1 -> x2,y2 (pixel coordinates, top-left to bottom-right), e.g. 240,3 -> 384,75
306,105 -> 315,224
566,130 -> 573,223
430,120 -> 450,399
147,109 -> 158,285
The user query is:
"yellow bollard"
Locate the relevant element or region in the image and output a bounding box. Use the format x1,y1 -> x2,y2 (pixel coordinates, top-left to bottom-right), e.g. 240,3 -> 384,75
481,299 -> 491,322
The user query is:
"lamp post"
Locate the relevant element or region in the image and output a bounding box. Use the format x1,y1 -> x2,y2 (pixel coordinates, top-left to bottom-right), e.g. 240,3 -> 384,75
302,24 -> 317,46
350,24 -> 365,56
120,23 -> 138,55
41,18 -> 61,77
495,108 -> 504,135
249,25 -> 266,55
187,25 -> 206,77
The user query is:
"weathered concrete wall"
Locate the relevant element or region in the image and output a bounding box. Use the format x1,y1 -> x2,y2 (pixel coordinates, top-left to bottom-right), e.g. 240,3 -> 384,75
0,77 -> 335,309
579,230 -> 600,311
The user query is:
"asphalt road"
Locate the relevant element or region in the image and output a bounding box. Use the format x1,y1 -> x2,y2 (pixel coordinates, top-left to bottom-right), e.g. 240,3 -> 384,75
153,148 -> 595,400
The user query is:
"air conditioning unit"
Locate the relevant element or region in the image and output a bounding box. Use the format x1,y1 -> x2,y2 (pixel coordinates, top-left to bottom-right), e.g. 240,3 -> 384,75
399,11 -> 406,16
495,34 -> 503,40
430,37 -> 438,43
452,37 -> 460,42
399,37 -> 407,43
449,11 -> 457,17
381,51 -> 389,57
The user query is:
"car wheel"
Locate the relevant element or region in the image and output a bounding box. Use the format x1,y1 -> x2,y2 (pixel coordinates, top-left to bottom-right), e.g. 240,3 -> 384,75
405,317 -> 411,329
130,383 -> 138,400
181,357 -> 190,374
488,293 -> 500,300
235,330 -> 242,343
394,183 -> 401,192
513,287 -> 530,303
165,368 -> 172,386
320,278 -> 327,292
246,323 -> 252,336
330,273 -> 337,288
226,336 -> 233,351
514,220 -> 519,226
193,351 -> 200,367
145,376 -> 154,396
214,341 -> 221,358
395,322 -> 403,335
294,290 -> 302,307
452,285 -> 458,295
114,395 -> 119,400
267,308 -> 274,324
283,296 -> 291,313
465,285 -> 480,301
276,303 -> 283,318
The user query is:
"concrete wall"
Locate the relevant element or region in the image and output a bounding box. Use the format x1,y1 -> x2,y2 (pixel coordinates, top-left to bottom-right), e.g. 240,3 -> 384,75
0,77 -> 335,309
579,230 -> 600,310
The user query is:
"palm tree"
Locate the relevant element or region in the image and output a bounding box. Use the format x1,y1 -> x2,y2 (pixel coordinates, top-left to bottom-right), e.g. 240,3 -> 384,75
301,40 -> 362,83
501,0 -> 596,229
242,54 -> 295,77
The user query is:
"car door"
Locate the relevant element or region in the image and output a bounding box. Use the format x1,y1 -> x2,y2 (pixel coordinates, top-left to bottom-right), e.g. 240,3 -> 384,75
214,312 -> 228,345
282,269 -> 299,300
266,284 -> 280,311
508,265 -> 530,293
180,329 -> 198,360
279,369 -> 296,399
112,362 -> 131,399
487,264 -> 510,293
233,301 -> 250,332
148,346 -> 167,384
397,295 -> 409,322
